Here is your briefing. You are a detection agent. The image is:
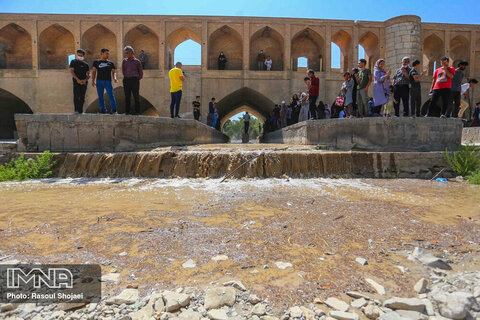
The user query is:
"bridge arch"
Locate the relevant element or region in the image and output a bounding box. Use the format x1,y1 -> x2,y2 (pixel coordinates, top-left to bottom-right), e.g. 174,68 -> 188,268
250,26 -> 284,71
85,86 -> 158,115
0,23 -> 32,69
331,29 -> 352,72
0,88 -> 33,139
124,24 -> 159,69
82,24 -> 117,63
358,31 -> 379,70
208,25 -> 243,70
216,87 -> 275,126
423,33 -> 444,75
166,27 -> 201,69
39,24 -> 75,69
291,28 -> 325,72
450,35 -> 469,72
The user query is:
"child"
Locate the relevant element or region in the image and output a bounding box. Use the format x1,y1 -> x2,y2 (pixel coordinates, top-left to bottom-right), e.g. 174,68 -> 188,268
368,97 -> 375,116
324,103 -> 331,119
382,85 -> 395,117
192,96 -> 201,121
339,109 -> 345,118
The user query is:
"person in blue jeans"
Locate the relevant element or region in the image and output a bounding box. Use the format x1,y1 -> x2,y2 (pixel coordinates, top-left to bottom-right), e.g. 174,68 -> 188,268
212,103 -> 218,128
91,48 -> 118,114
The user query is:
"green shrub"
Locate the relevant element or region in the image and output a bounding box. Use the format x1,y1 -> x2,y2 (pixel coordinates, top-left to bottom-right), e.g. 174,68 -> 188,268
445,145 -> 480,177
0,151 -> 57,181
467,169 -> 480,185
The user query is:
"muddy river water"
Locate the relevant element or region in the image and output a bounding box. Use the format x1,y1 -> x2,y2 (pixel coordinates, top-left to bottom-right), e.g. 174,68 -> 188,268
1,178 -> 479,306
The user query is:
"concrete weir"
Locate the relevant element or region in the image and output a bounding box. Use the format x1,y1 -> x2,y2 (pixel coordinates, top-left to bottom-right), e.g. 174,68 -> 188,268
262,117 -> 463,152
51,147 -> 453,179
14,114 -> 229,152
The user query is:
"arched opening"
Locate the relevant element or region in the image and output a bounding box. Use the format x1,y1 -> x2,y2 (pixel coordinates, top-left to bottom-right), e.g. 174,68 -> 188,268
450,35 -> 469,75
297,57 -> 308,69
166,27 -> 201,69
208,25 -> 243,70
0,23 -> 32,69
291,28 -> 325,72
331,42 -> 341,69
216,87 -> 275,127
423,34 -> 444,75
124,24 -> 159,69
85,87 -> 158,115
250,26 -> 284,71
82,24 -> 117,64
39,24 -> 75,69
331,30 -> 352,72
358,31 -> 379,70
358,44 -> 365,60
221,108 -> 263,141
0,88 -> 33,139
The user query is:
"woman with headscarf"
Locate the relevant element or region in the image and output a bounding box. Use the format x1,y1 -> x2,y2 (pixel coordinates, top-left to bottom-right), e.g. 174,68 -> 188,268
218,52 -> 227,70
298,92 -> 310,122
373,59 -> 391,113
290,93 -> 300,124
341,72 -> 355,118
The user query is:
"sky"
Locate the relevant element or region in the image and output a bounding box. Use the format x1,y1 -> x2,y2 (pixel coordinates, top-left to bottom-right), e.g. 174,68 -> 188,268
2,0 -> 478,120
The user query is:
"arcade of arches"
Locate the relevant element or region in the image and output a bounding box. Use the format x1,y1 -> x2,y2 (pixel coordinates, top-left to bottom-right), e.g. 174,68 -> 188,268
0,14 -> 479,135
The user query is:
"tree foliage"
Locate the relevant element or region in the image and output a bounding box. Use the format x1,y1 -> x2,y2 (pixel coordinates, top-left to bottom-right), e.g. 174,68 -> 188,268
0,151 -> 57,181
222,117 -> 262,141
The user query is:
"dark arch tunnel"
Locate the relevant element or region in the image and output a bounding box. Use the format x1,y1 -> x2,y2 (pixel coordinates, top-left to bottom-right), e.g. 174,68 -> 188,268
0,88 -> 33,139
216,87 -> 275,127
85,87 -> 158,115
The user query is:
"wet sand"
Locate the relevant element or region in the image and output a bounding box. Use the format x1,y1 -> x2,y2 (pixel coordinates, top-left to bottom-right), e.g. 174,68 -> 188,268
0,178 -> 479,307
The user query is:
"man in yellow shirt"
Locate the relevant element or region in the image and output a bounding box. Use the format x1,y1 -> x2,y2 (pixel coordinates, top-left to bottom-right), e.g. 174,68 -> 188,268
169,62 -> 185,118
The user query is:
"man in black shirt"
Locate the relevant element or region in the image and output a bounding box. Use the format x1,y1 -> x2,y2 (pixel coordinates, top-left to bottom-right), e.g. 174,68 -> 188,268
192,96 -> 201,121
207,97 -> 215,126
91,48 -> 118,114
69,49 -> 90,113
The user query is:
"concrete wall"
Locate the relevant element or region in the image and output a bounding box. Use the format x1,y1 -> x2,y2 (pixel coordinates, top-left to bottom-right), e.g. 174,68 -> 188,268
262,117 -> 463,152
0,14 -> 479,126
15,114 -> 229,152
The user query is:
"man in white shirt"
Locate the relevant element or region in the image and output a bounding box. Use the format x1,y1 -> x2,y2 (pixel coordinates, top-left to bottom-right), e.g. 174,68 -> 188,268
458,79 -> 478,118
243,112 -> 251,134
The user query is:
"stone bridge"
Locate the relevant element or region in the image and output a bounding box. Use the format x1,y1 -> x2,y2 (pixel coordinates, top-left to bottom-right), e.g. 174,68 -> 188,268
0,13 -> 479,138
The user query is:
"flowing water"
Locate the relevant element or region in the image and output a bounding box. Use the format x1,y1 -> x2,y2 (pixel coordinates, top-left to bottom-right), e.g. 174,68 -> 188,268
1,177 -> 479,306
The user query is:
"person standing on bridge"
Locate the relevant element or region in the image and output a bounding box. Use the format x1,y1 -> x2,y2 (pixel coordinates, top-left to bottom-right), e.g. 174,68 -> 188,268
192,96 -> 201,121
307,70 -> 320,119
426,56 -> 455,118
138,50 -> 147,69
243,111 -> 251,134
354,58 -> 372,117
122,46 -> 143,115
257,50 -> 265,70
69,49 -> 90,114
392,56 -> 411,117
169,62 -> 184,118
91,48 -> 118,114
218,52 -> 227,70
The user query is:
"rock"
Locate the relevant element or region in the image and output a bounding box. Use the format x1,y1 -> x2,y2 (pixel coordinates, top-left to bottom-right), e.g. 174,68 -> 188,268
362,303 -> 384,319
0,303 -> 15,312
355,257 -> 368,266
58,302 -> 87,311
261,316 -> 280,320
325,297 -> 350,312
422,299 -> 434,316
439,292 -> 475,319
351,298 -> 368,309
383,297 -> 426,312
154,293 -> 165,311
252,316 -> 261,320
204,287 -> 236,310
289,306 -> 303,318
329,310 -> 360,320
129,299 -> 154,320
211,255 -> 229,262
414,278 -> 428,294
409,247 -> 451,270
252,303 -> 267,316
182,259 -> 196,269
365,279 -> 386,296
248,294 -> 262,304
119,251 -> 128,256
178,310 -> 202,320
300,306 -> 316,320
207,309 -> 228,320
102,272 -> 120,282
346,291 -> 371,300
378,312 -> 403,320
275,261 -> 293,270
395,310 -> 427,320
314,308 -> 326,317
223,280 -> 246,291
163,290 -> 191,312
107,289 -> 139,305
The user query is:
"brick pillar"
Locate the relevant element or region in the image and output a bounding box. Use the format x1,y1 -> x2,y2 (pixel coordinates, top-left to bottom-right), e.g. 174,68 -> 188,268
284,24 -> 291,72
325,24 -> 331,73
243,21 -> 249,71
384,15 -> 421,72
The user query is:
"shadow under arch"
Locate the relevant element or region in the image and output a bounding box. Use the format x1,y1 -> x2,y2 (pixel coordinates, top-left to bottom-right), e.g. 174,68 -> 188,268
85,87 -> 158,115
0,88 -> 33,139
216,87 -> 275,127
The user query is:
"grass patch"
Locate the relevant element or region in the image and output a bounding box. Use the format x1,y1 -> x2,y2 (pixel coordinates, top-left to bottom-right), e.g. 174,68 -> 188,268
445,145 -> 480,177
0,151 -> 57,181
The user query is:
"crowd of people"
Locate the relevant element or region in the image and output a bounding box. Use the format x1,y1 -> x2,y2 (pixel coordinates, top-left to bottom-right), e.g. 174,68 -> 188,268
69,46 -> 480,128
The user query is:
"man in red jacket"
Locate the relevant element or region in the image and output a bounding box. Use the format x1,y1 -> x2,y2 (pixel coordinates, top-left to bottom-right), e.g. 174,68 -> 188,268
427,56 -> 455,118
307,70 -> 321,119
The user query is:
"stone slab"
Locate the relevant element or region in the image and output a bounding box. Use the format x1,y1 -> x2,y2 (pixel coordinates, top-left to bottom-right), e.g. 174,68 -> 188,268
462,127 -> 480,145
261,117 -> 463,152
15,114 -> 229,152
